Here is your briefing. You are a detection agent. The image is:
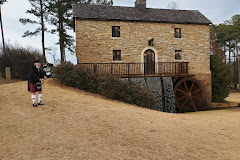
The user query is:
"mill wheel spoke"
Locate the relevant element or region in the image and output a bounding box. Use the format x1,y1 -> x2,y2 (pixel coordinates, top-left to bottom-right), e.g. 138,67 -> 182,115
189,82 -> 195,92
191,89 -> 201,95
180,97 -> 189,113
177,89 -> 187,95
190,96 -> 198,111
184,81 -> 189,93
177,95 -> 188,101
192,95 -> 199,100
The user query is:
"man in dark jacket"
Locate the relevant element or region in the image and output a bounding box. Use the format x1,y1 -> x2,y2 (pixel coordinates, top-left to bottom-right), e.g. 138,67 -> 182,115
28,60 -> 46,107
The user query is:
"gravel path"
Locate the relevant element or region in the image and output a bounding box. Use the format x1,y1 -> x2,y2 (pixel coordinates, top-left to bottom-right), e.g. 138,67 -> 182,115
0,80 -> 240,160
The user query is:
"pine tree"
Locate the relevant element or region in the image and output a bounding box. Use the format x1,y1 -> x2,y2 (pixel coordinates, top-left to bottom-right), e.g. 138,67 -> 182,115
45,0 -> 113,63
211,55 -> 232,102
217,15 -> 240,90
231,15 -> 240,91
19,0 -> 47,59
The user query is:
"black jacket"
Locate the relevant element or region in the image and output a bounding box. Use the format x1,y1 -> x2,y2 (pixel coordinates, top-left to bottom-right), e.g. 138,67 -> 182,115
28,65 -> 44,83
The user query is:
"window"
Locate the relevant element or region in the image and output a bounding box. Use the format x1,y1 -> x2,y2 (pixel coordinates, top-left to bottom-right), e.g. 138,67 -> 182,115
113,50 -> 121,61
175,50 -> 182,60
112,26 -> 120,37
174,28 -> 181,38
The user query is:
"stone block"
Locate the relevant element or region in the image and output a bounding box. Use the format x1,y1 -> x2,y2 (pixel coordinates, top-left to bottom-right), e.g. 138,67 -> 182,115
5,67 -> 11,80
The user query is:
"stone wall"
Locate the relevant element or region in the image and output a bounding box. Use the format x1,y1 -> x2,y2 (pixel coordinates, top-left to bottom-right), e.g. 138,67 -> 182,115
76,20 -> 210,74
75,19 -> 212,103
194,73 -> 212,105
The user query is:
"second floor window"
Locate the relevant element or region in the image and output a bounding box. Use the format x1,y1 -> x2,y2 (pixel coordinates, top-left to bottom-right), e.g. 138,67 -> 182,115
174,28 -> 181,38
175,50 -> 182,60
112,26 -> 120,37
113,50 -> 121,61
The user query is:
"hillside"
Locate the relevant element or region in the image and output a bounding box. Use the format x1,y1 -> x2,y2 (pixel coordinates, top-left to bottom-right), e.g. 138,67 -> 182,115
0,80 -> 240,160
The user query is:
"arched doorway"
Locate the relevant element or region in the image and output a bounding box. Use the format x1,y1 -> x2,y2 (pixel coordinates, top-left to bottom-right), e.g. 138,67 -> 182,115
144,49 -> 155,75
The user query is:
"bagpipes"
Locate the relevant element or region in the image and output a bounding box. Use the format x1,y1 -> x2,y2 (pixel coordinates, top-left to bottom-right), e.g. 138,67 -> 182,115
36,78 -> 46,91
36,69 -> 46,91
35,57 -> 47,90
36,81 -> 42,91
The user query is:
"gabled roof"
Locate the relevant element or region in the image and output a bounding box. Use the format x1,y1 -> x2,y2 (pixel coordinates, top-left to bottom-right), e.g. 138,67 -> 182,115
72,3 -> 212,25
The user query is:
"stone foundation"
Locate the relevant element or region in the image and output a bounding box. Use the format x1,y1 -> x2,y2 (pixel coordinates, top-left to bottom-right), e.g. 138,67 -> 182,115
194,73 -> 212,106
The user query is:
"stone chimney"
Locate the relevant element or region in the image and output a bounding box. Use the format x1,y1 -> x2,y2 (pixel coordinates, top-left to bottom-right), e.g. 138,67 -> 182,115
135,0 -> 146,10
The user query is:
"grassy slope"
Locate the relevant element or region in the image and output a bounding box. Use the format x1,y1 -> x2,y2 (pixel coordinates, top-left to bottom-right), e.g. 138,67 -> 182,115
0,80 -> 240,160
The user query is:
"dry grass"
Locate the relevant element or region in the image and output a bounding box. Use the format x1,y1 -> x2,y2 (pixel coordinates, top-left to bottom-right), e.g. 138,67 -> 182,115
0,78 -> 22,84
0,79 -> 240,160
226,92 -> 240,104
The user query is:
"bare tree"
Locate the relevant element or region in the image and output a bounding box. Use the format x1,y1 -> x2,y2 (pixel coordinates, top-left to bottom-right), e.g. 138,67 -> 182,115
47,47 -> 60,65
167,1 -> 180,10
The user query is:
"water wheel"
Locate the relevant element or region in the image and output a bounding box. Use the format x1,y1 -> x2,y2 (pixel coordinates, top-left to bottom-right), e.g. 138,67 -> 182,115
174,78 -> 203,113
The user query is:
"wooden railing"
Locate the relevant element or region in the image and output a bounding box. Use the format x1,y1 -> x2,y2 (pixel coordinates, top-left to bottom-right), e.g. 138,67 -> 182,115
78,62 -> 189,77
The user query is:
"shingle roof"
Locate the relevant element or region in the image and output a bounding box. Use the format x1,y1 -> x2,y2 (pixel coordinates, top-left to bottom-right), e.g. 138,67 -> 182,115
72,3 -> 212,25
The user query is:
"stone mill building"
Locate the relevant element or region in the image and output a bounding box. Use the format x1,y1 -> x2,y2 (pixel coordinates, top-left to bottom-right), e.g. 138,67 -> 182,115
72,0 -> 213,112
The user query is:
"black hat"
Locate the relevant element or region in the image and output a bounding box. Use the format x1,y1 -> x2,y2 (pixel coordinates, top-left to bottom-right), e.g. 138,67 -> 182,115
34,59 -> 40,63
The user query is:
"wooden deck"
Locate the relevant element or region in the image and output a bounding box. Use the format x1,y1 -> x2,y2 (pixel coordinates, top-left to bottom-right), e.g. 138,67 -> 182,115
78,62 -> 190,78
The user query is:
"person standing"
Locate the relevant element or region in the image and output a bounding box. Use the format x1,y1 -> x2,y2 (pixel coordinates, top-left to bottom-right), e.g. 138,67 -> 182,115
28,60 -> 46,107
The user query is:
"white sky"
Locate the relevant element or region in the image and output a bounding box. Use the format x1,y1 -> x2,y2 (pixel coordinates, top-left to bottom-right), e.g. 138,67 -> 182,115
1,0 -> 240,64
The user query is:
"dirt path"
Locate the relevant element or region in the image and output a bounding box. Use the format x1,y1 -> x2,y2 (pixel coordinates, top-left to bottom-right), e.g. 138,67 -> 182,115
0,80 -> 240,160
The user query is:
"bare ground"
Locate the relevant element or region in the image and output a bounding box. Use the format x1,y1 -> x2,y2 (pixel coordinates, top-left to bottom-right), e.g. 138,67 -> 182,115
0,80 -> 240,160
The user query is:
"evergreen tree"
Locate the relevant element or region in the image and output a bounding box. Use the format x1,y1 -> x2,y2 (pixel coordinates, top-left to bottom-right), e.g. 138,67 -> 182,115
231,15 -> 240,91
217,15 -> 240,90
45,0 -> 113,63
19,0 -> 47,59
210,25 -> 226,60
216,24 -> 235,64
211,55 -> 232,102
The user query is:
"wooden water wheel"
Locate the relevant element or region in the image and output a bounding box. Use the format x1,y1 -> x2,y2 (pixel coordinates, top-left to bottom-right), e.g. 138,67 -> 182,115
174,78 -> 203,113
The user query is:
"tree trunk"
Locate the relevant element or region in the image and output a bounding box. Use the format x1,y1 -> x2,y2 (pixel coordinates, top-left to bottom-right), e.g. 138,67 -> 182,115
223,46 -> 227,64
40,0 -> 46,60
237,40 -> 240,92
57,0 -> 65,63
0,6 -> 5,54
59,20 -> 65,63
233,50 -> 237,89
229,42 -> 231,65
59,36 -> 65,63
59,23 -> 65,63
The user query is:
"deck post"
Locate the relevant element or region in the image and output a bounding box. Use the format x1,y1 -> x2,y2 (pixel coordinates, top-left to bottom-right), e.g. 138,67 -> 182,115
128,63 -> 130,76
180,63 -> 182,74
175,62 -> 177,75
111,63 -> 113,75
94,64 -> 97,74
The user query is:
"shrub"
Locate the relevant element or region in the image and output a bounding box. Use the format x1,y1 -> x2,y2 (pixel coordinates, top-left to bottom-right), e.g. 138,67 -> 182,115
210,55 -> 232,102
53,63 -> 155,108
53,62 -> 75,86
0,43 -> 45,80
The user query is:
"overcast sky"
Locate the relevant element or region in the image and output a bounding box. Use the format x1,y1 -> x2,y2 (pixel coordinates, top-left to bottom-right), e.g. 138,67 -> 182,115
1,0 -> 240,64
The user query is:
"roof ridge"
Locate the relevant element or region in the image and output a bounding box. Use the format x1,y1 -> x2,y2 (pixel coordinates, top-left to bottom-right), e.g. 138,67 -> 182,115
73,3 -> 201,12
72,3 -> 212,25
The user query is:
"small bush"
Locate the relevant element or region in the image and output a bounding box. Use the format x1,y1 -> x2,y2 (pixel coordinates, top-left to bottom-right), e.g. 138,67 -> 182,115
210,55 -> 232,102
0,43 -> 45,80
53,63 -> 155,108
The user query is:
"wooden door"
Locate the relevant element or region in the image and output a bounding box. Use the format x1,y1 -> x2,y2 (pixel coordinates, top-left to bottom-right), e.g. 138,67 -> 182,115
144,49 -> 155,75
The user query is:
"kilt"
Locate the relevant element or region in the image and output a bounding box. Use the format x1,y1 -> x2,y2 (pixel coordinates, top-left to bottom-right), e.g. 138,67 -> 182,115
28,81 -> 42,93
